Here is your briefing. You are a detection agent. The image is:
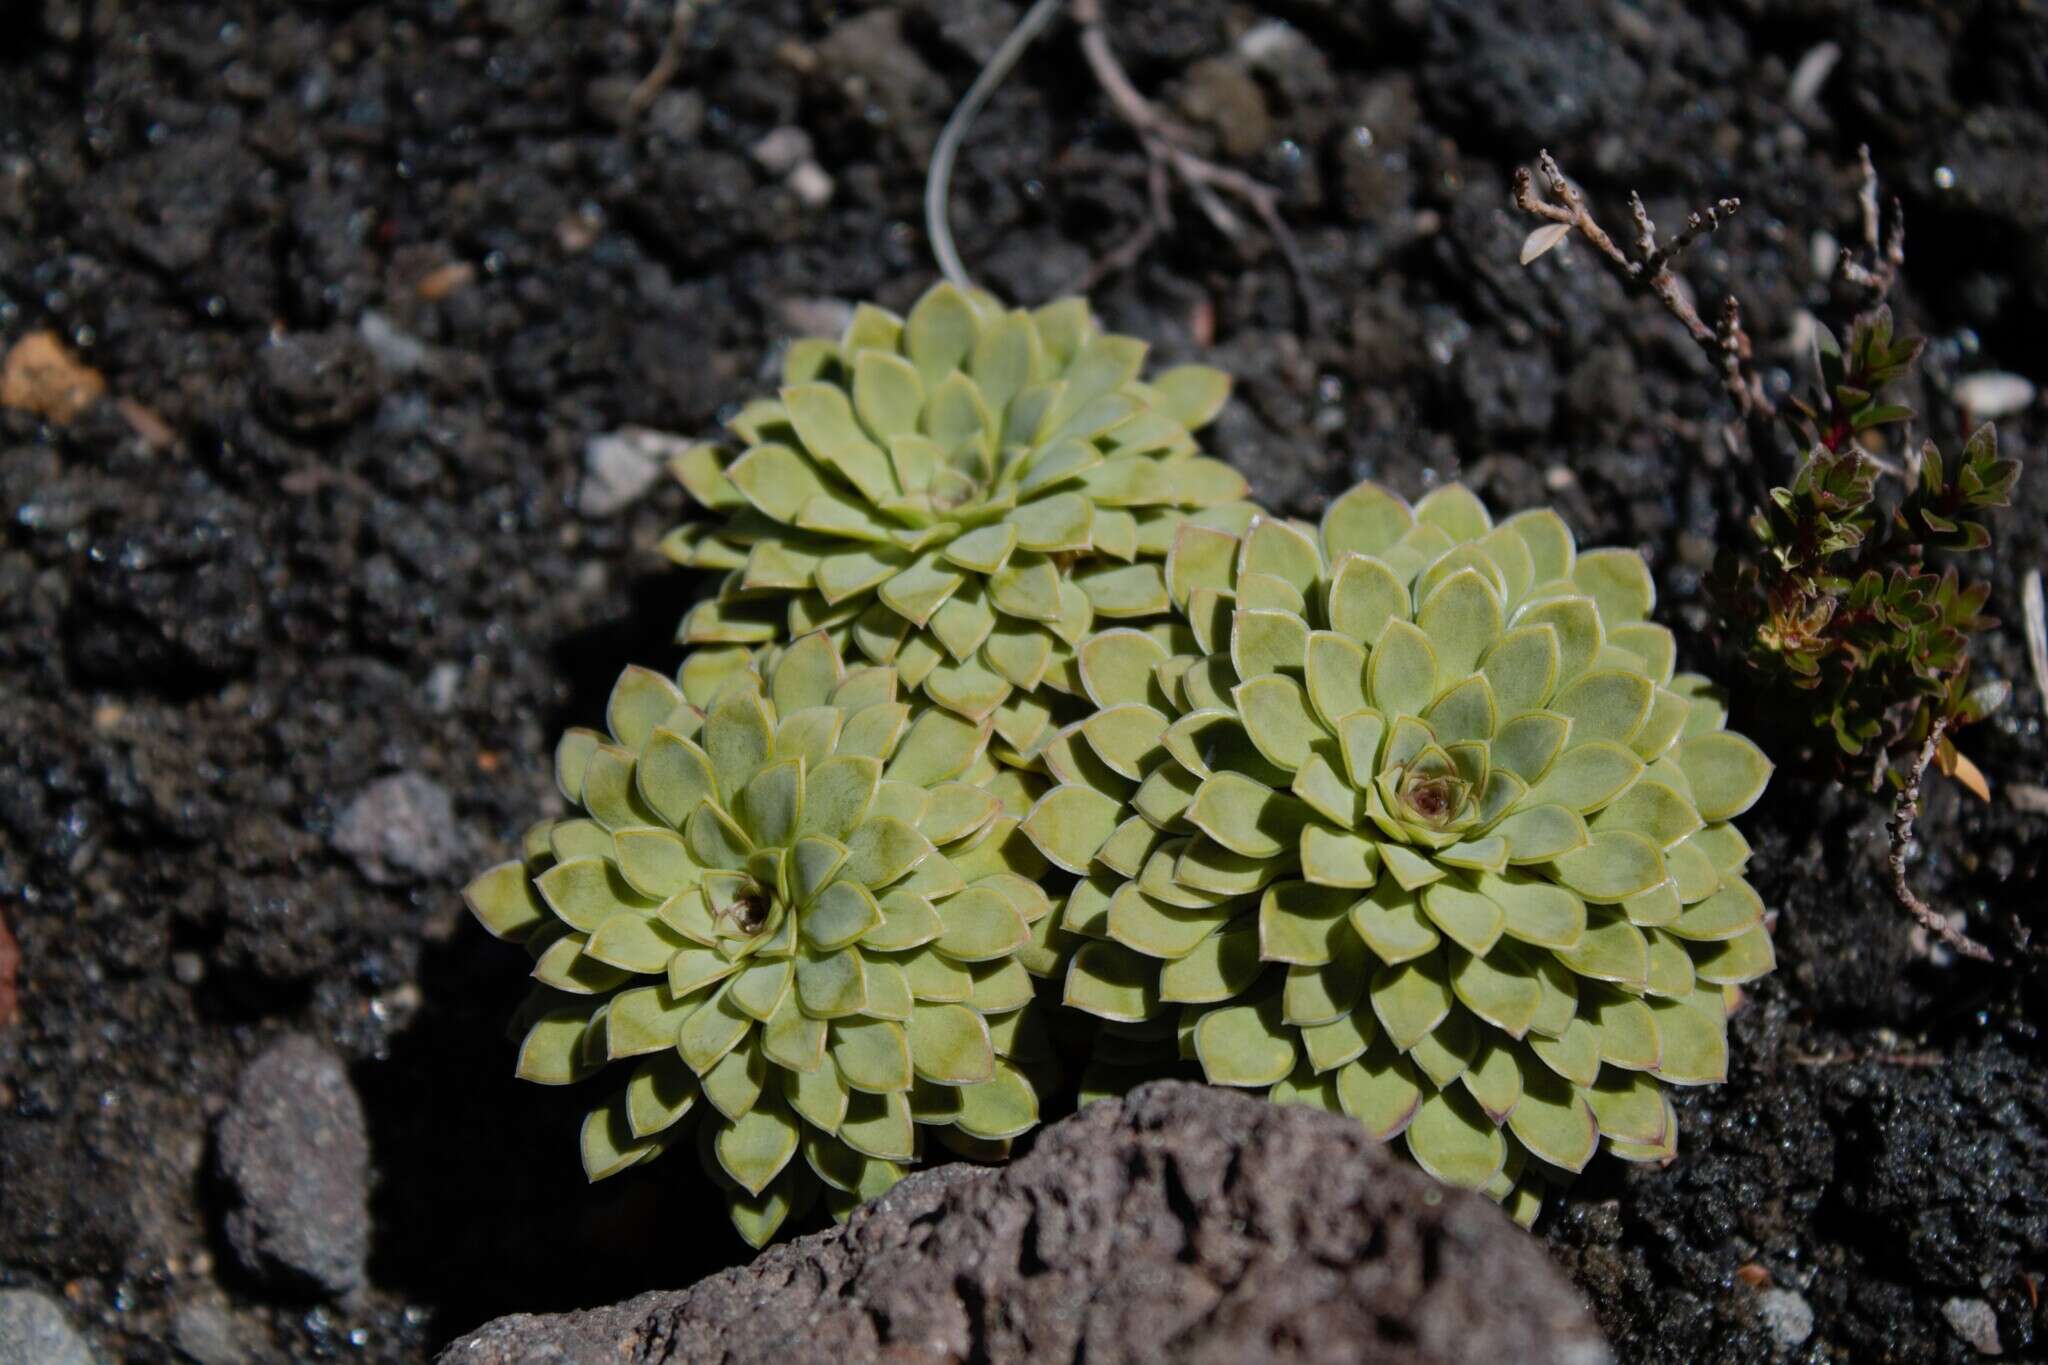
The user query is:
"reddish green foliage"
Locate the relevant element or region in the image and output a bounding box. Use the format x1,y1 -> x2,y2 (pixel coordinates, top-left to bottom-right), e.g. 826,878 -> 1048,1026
1710,306 -> 2018,776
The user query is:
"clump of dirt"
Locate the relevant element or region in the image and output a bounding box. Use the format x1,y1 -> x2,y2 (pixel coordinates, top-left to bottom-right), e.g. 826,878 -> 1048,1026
1,1 -> 2042,1361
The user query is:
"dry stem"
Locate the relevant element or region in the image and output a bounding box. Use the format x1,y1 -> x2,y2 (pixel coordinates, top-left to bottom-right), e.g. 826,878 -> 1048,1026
1515,150 -> 1770,434
626,1 -> 700,122
1789,1047 -> 1941,1068
1887,717 -> 1994,962
1071,0 -> 1312,320
0,904 -> 17,1028
1836,143 -> 1906,301
2022,568 -> 2047,720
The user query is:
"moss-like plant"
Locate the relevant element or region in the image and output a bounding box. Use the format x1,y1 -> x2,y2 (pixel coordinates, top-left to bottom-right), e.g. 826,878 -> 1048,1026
1020,480 -> 1775,1221
463,634 -> 1055,1244
661,282 -> 1254,764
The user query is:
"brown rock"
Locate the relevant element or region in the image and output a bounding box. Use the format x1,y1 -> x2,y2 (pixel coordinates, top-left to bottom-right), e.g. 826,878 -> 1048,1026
2,331 -> 107,424
439,1081 -> 1608,1365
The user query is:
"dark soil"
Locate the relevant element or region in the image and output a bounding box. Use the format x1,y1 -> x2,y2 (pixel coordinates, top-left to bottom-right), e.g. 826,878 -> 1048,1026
1,1 -> 2042,1362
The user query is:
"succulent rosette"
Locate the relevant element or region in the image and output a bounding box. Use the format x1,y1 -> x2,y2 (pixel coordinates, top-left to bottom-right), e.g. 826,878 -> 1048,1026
463,634 -> 1055,1244
661,282 -> 1255,764
1020,480 -> 1776,1222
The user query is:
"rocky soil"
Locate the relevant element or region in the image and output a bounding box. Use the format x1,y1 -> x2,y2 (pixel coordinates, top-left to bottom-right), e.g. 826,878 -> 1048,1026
1,1 -> 2044,1362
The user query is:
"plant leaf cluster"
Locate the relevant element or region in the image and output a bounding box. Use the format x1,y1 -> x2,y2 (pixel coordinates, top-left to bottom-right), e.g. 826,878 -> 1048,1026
1713,306 -> 2018,773
1020,482 -> 1775,1223
663,283 -> 1254,765
464,635 -> 1055,1245
469,295 -> 1781,1241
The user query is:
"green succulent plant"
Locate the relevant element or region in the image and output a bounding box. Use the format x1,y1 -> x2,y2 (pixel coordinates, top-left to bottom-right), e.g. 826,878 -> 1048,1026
1019,480 -> 1776,1222
463,633 -> 1056,1245
661,282 -> 1254,765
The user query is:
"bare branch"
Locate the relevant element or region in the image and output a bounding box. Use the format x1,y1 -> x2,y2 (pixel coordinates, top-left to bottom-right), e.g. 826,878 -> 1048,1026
1717,296 -> 1769,419
1513,149 -> 1770,444
1628,191 -> 1659,262
1857,143 -> 1882,252
1837,143 -> 1905,301
1513,154 -> 1633,275
1070,0 -> 1313,321
1887,717 -> 1994,962
1654,198 -> 1742,272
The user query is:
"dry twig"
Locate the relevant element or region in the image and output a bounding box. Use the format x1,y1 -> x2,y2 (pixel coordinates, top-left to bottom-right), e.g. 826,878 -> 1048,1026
1514,150 -> 1770,442
1789,1047 -> 1941,1068
1887,717 -> 1994,962
626,0 -> 701,122
0,906 -> 18,1029
1070,0 -> 1313,320
2023,568 -> 2047,721
1836,143 -> 1906,302
1075,156 -> 1170,292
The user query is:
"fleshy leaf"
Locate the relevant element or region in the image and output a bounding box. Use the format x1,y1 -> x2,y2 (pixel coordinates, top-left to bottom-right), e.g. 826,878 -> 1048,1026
1193,997 -> 1299,1087
1404,1087 -> 1508,1190
1368,620 -> 1439,718
1676,732 -> 1774,821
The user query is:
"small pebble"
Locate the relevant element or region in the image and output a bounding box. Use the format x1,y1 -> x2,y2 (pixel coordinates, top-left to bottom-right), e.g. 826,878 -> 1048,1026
170,1301 -> 248,1365
332,772 -> 460,885
1941,1297 -> 2002,1355
356,311 -> 427,375
578,427 -> 684,519
1237,18 -> 1311,68
1756,1287 -> 1814,1350
1,332 -> 106,425
425,662 -> 464,714
789,161 -> 835,208
750,126 -> 812,176
0,1288 -> 100,1365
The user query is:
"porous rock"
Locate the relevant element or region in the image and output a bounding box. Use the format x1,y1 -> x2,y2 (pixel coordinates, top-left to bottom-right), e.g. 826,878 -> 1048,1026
215,1035 -> 371,1297
439,1081 -> 1609,1365
0,1289 -> 99,1365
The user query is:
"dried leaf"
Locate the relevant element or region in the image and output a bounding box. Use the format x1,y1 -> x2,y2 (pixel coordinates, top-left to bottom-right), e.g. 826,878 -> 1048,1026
1519,222 -> 1572,266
